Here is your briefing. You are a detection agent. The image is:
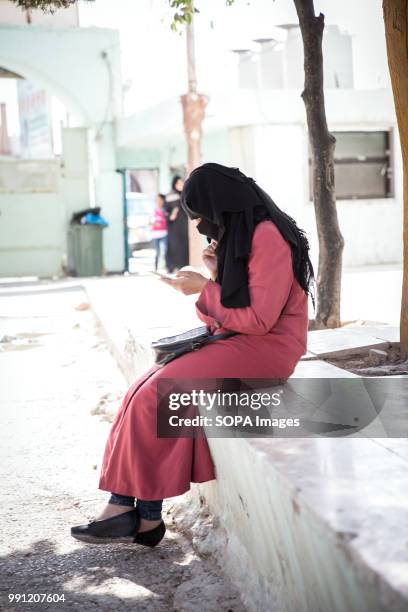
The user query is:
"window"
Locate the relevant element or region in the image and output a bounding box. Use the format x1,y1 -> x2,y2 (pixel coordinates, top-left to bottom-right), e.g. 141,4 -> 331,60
309,131 -> 393,200
126,168 -> 159,194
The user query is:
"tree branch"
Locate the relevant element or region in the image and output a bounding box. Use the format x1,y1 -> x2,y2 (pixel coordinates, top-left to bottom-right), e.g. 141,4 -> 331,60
10,0 -> 93,12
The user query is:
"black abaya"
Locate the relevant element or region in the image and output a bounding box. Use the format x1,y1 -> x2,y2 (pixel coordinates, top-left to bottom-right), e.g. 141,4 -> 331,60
164,190 -> 189,271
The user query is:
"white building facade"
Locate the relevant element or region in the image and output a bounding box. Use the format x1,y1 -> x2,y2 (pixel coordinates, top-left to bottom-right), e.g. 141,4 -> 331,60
117,24 -> 403,269
0,0 -> 125,277
0,1 -> 402,276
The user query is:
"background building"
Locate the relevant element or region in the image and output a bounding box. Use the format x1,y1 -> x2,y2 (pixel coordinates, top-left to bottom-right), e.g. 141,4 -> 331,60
116,18 -> 402,269
0,0 -> 123,277
0,0 -> 402,277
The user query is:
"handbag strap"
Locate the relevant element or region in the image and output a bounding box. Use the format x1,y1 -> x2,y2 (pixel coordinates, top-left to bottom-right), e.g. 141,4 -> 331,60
204,330 -> 238,344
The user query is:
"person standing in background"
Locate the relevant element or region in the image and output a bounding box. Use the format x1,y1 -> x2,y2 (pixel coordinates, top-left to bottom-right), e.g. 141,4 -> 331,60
164,176 -> 189,272
150,194 -> 168,271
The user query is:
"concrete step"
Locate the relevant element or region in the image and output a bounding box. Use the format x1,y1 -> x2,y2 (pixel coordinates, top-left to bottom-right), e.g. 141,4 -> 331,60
307,325 -> 399,359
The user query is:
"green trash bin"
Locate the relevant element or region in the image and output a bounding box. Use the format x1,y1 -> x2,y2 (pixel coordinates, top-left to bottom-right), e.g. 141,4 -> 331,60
70,224 -> 104,277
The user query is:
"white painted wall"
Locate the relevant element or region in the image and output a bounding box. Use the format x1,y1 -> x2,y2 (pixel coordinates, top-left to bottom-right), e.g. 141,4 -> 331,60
246,122 -> 403,268
61,127 -> 92,222
0,194 -> 64,278
0,25 -> 122,126
117,85 -> 403,268
91,123 -> 124,272
0,124 -> 125,278
78,0 -> 390,111
283,25 -> 354,90
0,164 -> 64,278
0,24 -> 125,276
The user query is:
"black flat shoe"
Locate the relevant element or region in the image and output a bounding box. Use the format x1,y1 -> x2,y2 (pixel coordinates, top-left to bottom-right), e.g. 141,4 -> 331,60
135,521 -> 166,548
71,509 -> 140,544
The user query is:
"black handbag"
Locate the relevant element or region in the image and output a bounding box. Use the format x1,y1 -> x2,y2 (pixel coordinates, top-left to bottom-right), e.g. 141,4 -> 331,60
151,325 -> 237,366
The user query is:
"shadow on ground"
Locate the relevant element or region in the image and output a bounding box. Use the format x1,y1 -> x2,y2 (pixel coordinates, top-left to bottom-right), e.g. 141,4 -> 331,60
0,534 -> 193,611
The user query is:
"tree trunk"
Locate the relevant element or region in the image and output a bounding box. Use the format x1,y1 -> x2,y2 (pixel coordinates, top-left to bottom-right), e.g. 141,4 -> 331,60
181,17 -> 208,267
383,0 -> 408,358
293,0 -> 344,329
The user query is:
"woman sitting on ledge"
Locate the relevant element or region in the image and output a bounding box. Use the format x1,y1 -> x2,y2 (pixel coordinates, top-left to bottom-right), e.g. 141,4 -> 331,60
71,163 -> 315,547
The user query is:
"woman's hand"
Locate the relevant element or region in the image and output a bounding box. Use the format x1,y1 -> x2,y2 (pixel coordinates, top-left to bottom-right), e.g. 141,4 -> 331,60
202,240 -> 218,280
169,207 -> 179,222
160,270 -> 208,295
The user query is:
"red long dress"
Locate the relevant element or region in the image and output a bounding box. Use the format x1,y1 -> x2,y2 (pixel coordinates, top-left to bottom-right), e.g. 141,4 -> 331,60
99,220 -> 308,500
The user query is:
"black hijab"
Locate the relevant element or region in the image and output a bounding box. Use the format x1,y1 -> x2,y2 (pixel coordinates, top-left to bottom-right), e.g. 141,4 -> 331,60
181,163 -> 315,310
171,175 -> 183,193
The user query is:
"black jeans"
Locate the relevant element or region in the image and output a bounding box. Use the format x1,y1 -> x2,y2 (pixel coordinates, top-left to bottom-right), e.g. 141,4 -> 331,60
109,493 -> 163,521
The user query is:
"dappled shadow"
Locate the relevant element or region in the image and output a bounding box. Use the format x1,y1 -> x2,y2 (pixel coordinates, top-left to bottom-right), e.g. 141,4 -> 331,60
0,531 -> 193,611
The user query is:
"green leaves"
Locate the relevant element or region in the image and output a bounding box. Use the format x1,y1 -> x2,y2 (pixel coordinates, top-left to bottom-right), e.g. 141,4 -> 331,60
9,0 -> 235,31
170,0 -> 199,31
10,0 -> 93,12
169,0 -> 236,31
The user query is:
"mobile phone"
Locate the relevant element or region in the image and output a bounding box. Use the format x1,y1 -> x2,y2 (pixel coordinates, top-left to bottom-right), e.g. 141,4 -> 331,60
152,271 -> 176,280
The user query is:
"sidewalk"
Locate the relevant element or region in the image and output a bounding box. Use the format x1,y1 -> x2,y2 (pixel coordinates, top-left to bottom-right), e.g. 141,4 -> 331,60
129,251 -> 403,325
0,283 -> 244,612
82,273 -> 408,612
341,263 -> 402,325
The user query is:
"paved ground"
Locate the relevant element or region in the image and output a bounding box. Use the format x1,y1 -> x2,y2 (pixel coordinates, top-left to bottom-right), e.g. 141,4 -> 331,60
129,250 -> 403,326
0,286 -> 244,612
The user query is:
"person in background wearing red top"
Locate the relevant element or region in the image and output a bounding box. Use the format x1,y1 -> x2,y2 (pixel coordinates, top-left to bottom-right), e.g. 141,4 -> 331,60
150,193 -> 168,271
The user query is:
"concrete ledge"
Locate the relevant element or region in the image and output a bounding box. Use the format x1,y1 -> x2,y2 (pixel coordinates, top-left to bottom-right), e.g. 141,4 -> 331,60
293,358 -> 358,378
83,277 -> 407,612
306,326 -> 399,360
83,276 -> 199,381
197,436 -> 408,612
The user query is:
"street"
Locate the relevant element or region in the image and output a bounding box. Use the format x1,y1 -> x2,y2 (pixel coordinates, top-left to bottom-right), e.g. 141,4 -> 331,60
0,284 -> 243,612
